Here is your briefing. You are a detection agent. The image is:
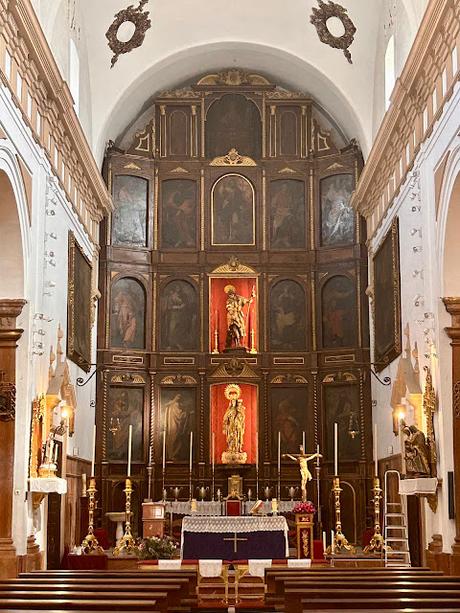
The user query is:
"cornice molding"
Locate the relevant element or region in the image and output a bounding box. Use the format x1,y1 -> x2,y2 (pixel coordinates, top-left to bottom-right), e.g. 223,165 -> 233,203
351,0 -> 460,240
0,0 -> 112,244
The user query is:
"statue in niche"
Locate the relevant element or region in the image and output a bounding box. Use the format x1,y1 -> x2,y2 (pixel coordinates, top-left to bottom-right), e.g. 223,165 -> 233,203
283,446 -> 322,502
224,284 -> 256,350
222,384 -> 247,464
402,424 -> 431,476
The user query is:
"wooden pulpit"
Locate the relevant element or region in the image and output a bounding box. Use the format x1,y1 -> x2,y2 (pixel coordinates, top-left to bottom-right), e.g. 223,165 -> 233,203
142,502 -> 165,538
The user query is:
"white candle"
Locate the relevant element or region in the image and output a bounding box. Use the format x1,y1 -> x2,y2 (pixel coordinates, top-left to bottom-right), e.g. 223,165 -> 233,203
127,424 -> 132,477
91,424 -> 96,478
331,529 -> 335,553
278,432 -> 281,473
189,431 -> 193,471
334,422 -> 338,476
302,431 -> 306,450
255,432 -> 259,472
162,430 -> 166,472
316,443 -> 320,466
322,530 -> 326,553
149,445 -> 153,465
374,423 -> 378,476
212,432 -> 215,471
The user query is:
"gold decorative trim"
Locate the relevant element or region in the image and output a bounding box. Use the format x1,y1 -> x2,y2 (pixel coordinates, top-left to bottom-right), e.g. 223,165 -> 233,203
0,371 -> 15,421
123,162 -> 141,170
326,162 -> 345,171
278,167 -> 297,174
210,358 -> 259,379
322,371 -> 357,383
170,166 -> 190,174
324,354 -> 355,363
209,148 -> 257,167
197,69 -> 270,86
112,355 -> 144,364
273,357 -> 305,365
310,1 -> 356,64
111,373 -> 146,384
270,374 -> 308,384
266,87 -> 306,99
159,87 -> 201,99
105,0 -> 151,68
160,374 -> 197,385
163,357 -> 195,365
211,256 -> 257,275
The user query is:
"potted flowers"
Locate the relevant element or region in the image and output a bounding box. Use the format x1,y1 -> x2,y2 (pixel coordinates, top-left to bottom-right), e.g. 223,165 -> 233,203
292,501 -> 316,559
134,535 -> 178,560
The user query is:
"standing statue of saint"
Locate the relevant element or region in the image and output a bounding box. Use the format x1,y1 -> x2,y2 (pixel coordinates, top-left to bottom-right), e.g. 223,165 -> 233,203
221,384 -> 247,464
283,446 -> 322,501
224,285 -> 256,349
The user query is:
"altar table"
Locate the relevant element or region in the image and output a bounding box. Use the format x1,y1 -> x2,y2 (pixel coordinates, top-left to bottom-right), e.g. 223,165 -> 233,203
181,515 -> 289,560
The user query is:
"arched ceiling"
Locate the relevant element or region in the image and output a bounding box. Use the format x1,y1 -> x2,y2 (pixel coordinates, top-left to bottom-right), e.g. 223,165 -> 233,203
33,0 -> 427,163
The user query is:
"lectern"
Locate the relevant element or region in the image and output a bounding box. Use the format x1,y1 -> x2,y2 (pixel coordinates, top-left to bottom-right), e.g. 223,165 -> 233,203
142,502 -> 165,538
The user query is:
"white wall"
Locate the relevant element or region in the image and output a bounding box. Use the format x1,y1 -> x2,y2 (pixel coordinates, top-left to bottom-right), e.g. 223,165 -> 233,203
0,79 -> 98,556
370,81 -> 460,553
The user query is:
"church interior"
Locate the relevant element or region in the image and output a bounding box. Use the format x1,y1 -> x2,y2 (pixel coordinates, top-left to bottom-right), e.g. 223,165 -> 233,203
0,0 -> 460,610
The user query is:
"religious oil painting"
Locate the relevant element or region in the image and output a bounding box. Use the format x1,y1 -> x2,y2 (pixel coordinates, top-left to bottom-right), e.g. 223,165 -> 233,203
211,174 -> 255,246
112,175 -> 148,248
320,174 -> 355,246
67,232 -> 92,372
160,388 -> 196,462
270,387 -> 310,457
205,93 -> 262,160
107,386 -> 143,462
373,217 -> 401,370
160,279 -> 199,351
321,275 -> 357,348
161,179 -> 197,249
270,279 -> 307,351
324,384 -> 361,462
110,277 -> 146,350
269,180 -> 306,249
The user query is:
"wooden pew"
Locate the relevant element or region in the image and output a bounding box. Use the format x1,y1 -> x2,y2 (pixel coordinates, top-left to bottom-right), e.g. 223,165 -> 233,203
300,598 -> 460,610
0,599 -> 161,611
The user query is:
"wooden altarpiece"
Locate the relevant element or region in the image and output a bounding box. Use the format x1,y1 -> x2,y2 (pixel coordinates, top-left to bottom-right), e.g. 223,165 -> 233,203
96,69 -> 372,544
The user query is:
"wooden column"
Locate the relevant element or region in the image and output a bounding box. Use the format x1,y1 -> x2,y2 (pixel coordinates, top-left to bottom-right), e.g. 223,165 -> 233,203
443,297 -> 460,574
0,299 -> 26,578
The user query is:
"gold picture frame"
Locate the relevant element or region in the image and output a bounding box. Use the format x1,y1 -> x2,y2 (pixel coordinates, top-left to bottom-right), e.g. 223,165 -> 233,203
67,232 -> 92,372
373,217 -> 402,372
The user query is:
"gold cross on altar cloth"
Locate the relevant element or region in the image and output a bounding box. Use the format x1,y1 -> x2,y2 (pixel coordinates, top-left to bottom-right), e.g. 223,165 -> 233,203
223,532 -> 248,553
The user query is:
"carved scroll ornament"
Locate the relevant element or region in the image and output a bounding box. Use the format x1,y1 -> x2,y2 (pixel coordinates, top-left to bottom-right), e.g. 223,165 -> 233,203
310,1 -> 356,64
106,0 -> 151,67
0,372 -> 15,422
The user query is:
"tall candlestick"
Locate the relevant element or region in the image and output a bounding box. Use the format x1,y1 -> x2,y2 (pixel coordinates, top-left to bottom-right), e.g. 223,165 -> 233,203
255,433 -> 259,472
331,529 -> 335,553
212,432 -> 215,471
374,423 -> 378,476
148,445 -> 153,465
162,430 -> 166,472
278,432 -> 281,473
334,422 -> 338,476
127,424 -> 132,477
189,431 -> 193,472
91,424 -> 96,478
316,443 -> 320,466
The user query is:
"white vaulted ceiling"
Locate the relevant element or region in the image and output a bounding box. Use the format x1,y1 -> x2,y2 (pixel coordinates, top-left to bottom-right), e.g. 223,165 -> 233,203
32,0 -> 428,163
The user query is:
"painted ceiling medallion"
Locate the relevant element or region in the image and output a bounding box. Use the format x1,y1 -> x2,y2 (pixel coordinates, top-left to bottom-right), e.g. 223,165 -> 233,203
310,0 -> 356,64
105,0 -> 151,68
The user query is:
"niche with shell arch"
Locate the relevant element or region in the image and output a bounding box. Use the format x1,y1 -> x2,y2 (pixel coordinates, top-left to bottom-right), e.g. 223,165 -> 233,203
110,276 -> 146,350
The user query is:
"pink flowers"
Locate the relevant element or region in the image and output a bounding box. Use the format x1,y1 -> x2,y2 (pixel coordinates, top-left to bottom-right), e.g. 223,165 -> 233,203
293,501 -> 316,514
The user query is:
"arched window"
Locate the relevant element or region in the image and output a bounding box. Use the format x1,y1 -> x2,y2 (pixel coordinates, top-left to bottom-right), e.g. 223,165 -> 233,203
384,35 -> 395,110
69,38 -> 80,115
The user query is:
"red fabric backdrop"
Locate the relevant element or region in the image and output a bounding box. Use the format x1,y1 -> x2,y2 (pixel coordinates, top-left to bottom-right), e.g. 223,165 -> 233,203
210,383 -> 258,464
210,277 -> 258,352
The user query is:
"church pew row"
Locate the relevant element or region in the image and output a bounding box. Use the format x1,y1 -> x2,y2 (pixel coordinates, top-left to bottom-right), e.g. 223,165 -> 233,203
264,567 -> 443,595
300,599 -> 460,611
0,600 -> 161,611
284,588 -> 460,613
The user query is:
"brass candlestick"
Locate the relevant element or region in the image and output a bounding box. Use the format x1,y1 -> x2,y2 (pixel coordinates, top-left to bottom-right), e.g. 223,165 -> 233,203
364,476 -> 386,553
212,328 -> 219,353
249,328 -> 257,354
113,478 -> 135,556
326,476 -> 355,554
81,477 -> 103,554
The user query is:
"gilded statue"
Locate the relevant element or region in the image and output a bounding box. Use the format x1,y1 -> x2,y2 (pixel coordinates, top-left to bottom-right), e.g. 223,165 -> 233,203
283,446 -> 322,501
402,424 -> 431,476
224,285 -> 255,349
222,384 -> 247,464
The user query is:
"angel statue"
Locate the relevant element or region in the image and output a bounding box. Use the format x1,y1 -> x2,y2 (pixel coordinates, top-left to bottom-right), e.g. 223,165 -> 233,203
283,446 -> 322,502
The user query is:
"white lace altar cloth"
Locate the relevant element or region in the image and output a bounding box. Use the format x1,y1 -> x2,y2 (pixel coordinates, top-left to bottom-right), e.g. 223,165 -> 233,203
158,559 -> 182,569
288,558 -> 311,567
161,500 -> 295,516
248,559 -> 272,577
181,515 -> 289,557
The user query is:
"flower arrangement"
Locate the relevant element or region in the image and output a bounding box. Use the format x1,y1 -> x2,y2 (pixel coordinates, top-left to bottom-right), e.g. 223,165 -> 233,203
134,535 -> 178,560
292,501 -> 316,514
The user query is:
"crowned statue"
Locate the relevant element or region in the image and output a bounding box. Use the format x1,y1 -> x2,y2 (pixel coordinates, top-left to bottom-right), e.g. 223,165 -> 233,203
222,383 -> 247,464
224,284 -> 256,350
